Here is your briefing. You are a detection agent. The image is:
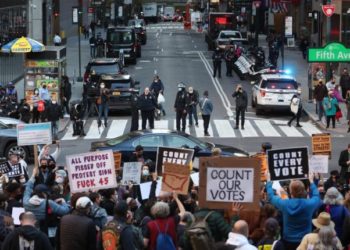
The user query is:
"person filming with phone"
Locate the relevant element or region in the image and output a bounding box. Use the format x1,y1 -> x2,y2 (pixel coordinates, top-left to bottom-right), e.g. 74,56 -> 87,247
232,84 -> 248,130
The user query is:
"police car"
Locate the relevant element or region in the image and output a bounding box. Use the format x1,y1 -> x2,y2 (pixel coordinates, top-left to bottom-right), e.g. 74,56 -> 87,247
251,70 -> 301,115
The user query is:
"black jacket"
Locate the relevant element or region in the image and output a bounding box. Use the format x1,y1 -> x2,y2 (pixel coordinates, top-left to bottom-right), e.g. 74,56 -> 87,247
340,73 -> 350,89
212,50 -> 223,63
150,81 -> 164,95
187,91 -> 199,108
338,149 -> 350,180
19,103 -> 31,123
313,84 -> 328,102
62,81 -> 72,100
2,225 -> 53,250
137,93 -> 157,111
232,90 -> 248,108
47,103 -> 63,122
174,90 -> 190,111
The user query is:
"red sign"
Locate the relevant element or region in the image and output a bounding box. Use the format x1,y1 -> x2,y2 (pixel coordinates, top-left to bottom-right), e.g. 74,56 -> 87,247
253,1 -> 261,8
88,7 -> 94,14
322,4 -> 335,17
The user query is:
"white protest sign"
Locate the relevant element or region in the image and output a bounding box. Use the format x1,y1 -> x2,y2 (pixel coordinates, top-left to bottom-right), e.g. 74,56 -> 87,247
66,150 -> 117,193
191,172 -> 199,186
121,162 -> 142,185
309,155 -> 329,174
17,122 -> 52,146
7,164 -> 23,178
206,167 -> 254,202
12,207 -> 25,225
140,180 -> 162,200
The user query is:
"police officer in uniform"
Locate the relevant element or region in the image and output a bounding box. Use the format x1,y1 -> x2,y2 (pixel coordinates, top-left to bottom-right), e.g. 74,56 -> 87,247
174,83 -> 190,132
138,87 -> 158,130
212,47 -> 223,78
130,91 -> 140,132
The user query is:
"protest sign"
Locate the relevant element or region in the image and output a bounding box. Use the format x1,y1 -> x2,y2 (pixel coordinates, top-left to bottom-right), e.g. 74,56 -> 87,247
12,207 -> 25,225
0,161 -> 12,174
198,157 -> 260,210
312,133 -> 331,156
121,162 -> 142,185
113,152 -> 122,170
191,172 -> 199,186
7,164 -> 23,178
267,147 -> 309,181
17,122 -> 52,146
156,147 -> 194,174
162,163 -> 190,195
66,150 -> 117,193
309,155 -> 329,174
140,180 -> 162,200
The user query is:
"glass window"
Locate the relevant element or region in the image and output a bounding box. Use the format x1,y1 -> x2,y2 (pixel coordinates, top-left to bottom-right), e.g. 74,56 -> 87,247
90,64 -> 120,74
132,135 -> 163,148
165,135 -> 198,148
108,31 -> 133,44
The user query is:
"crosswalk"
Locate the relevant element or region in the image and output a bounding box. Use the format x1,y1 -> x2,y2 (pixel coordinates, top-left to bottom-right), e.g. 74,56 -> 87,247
146,23 -> 184,31
59,118 -> 323,141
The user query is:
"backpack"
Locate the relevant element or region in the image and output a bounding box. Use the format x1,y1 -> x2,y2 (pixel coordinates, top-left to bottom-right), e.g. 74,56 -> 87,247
37,100 -> 45,112
101,220 -> 127,250
155,222 -> 176,250
186,211 -> 215,250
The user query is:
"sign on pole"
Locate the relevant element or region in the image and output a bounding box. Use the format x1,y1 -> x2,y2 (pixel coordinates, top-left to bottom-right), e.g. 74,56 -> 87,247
322,4 -> 335,17
198,157 -> 260,210
308,43 -> 350,63
121,162 -> 142,185
267,147 -> 309,181
311,133 -> 332,156
66,150 -> 117,193
156,147 -> 194,174
72,7 -> 79,24
17,123 -> 52,146
162,163 -> 190,195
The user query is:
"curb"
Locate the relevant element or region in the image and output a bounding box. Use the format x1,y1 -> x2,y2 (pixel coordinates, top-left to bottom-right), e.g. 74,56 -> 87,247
58,117 -> 70,134
302,108 -> 326,130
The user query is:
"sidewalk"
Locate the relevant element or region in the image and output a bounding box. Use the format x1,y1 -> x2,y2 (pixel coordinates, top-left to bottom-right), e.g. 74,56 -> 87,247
258,34 -> 349,135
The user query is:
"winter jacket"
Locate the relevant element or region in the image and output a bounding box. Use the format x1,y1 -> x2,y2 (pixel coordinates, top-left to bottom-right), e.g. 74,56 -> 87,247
23,177 -> 70,222
212,51 -> 223,63
174,90 -> 190,111
46,103 -> 63,122
0,209 -> 13,249
138,93 -> 157,111
232,90 -> 248,109
340,73 -> 350,90
2,225 -> 53,250
319,204 -> 350,237
338,149 -> 350,181
187,90 -> 199,107
333,89 -> 344,103
226,232 -> 258,250
62,81 -> 72,101
297,232 -> 342,250
18,103 -> 31,123
313,84 -> 328,102
199,97 -> 213,115
90,204 -> 108,230
266,182 -> 321,243
322,97 -> 338,116
149,81 -> 164,95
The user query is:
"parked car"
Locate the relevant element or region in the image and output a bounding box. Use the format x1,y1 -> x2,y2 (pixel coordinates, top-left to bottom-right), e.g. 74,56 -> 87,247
0,117 -> 24,128
127,19 -> 147,45
84,58 -> 124,84
0,121 -> 33,162
90,129 -> 248,162
215,30 -> 247,50
251,71 -> 301,115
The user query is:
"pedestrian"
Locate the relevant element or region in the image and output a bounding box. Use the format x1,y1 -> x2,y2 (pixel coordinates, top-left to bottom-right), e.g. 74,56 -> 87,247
323,91 -> 338,129
46,97 -> 63,140
326,77 -> 336,91
338,144 -> 350,184
53,32 -> 62,46
35,158 -> 55,186
98,82 -> 111,127
138,87 -> 158,130
187,86 -> 199,127
346,90 -> 350,132
39,84 -> 50,103
199,90 -> 213,136
314,80 -> 328,121
31,88 -> 40,123
2,212 -> 53,250
266,176 -> 321,250
58,196 -> 97,250
89,35 -> 96,58
288,94 -> 303,127
340,68 -> 350,99
18,98 -> 31,123
89,192 -> 108,231
150,75 -> 165,116
5,182 -> 23,215
323,170 -> 342,192
224,46 -> 235,77
333,85 -> 344,123
174,83 -> 190,132
256,218 -> 284,250
232,84 -> 248,130
61,75 -> 72,115
130,91 -> 140,132
226,220 -> 257,249
128,145 -> 145,163
212,47 -> 223,78
299,36 -> 309,60
315,67 -> 324,81
6,82 -> 17,102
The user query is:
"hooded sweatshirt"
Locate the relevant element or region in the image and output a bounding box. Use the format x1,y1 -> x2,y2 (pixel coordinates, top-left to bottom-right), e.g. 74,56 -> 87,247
266,182 -> 321,243
226,232 -> 257,250
2,225 -> 53,250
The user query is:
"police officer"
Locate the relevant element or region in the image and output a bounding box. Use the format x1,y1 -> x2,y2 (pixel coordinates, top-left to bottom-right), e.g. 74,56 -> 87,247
174,83 -> 190,132
130,91 -> 139,132
212,47 -> 223,78
224,46 -> 235,77
138,87 -> 158,130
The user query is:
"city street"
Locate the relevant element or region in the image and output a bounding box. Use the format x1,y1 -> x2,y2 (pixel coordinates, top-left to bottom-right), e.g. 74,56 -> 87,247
54,23 -> 348,171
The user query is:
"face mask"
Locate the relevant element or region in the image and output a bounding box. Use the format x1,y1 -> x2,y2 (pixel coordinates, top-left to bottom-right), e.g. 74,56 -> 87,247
142,170 -> 149,176
35,91 -> 38,95
155,80 -> 158,83
52,101 -> 57,104
41,165 -> 47,170
100,85 -> 105,89
178,88 -> 182,91
56,176 -> 64,184
43,86 -> 46,89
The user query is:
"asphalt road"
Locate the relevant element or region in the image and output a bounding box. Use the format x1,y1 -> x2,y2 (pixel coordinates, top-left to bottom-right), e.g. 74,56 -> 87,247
52,23 -> 347,175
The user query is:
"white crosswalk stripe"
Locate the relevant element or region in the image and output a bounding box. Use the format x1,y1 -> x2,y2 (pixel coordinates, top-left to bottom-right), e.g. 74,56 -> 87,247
146,23 -> 183,31
60,118 -> 323,140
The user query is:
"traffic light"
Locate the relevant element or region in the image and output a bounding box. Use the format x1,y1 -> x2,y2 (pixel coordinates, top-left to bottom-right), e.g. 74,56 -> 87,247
53,0 -> 60,17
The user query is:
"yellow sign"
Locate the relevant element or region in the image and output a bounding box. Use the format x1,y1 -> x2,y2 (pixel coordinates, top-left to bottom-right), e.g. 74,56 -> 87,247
11,37 -> 33,53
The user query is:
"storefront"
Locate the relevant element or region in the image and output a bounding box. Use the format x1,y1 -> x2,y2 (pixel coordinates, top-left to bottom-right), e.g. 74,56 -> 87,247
0,0 -> 27,39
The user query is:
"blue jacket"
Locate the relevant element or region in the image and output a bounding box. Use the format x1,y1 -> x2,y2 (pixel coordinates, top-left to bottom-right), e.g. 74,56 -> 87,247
23,177 -> 70,221
266,182 -> 321,243
322,97 -> 338,116
319,204 -> 350,237
199,97 -> 213,115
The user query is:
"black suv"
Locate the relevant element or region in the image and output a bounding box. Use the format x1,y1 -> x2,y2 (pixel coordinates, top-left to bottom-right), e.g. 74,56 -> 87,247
99,74 -> 140,111
127,19 -> 147,45
106,27 -> 141,64
83,58 -> 124,84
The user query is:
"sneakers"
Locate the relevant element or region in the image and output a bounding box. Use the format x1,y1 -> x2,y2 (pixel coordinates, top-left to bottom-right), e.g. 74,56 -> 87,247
287,122 -> 291,127
296,124 -> 302,127
204,132 -> 210,136
234,126 -> 239,129
195,123 -> 199,127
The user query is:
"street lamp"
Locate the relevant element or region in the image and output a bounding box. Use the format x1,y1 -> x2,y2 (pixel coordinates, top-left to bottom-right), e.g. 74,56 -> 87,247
77,0 -> 83,82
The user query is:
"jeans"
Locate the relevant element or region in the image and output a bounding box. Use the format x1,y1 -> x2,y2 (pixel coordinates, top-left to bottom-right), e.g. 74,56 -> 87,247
188,105 -> 198,125
202,114 -> 210,134
326,115 -> 335,128
51,121 -> 58,139
235,107 -> 246,128
98,103 -> 109,123
90,46 -> 96,58
316,100 -> 324,120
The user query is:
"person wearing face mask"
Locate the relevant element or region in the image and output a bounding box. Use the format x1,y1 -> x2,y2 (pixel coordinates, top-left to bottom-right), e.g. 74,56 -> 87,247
31,88 -> 40,123
224,46 -> 235,77
323,91 -> 338,129
138,87 -> 158,130
129,145 -> 145,163
38,143 -> 61,164
150,75 -> 165,116
174,83 -> 190,132
46,97 -> 63,140
35,158 -> 55,186
98,82 -> 111,127
39,84 -> 50,102
326,77 -> 336,91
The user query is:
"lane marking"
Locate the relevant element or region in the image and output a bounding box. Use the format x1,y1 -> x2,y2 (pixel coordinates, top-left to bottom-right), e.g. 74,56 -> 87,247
254,120 -> 281,137
194,119 -> 213,137
84,120 -> 103,139
214,120 -> 236,137
239,120 -> 258,137
106,120 -> 127,138
300,122 -> 322,136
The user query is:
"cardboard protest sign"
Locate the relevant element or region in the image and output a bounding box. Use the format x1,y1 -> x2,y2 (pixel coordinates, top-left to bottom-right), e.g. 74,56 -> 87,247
198,157 -> 260,210
312,133 -> 332,156
156,147 -> 194,174
113,152 -> 122,170
309,155 -> 329,174
7,164 -> 23,178
162,163 -> 190,195
66,150 -> 117,193
121,162 -> 142,185
267,147 -> 309,181
0,162 -> 12,174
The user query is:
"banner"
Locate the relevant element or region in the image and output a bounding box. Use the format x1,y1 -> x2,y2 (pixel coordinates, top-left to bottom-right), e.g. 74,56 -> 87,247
121,162 -> 142,185
267,147 -> 309,181
198,157 -> 260,210
66,150 -> 117,193
311,133 -> 331,156
156,147 -> 194,174
17,122 -> 52,146
309,155 -> 329,174
7,164 -> 23,178
162,163 -> 190,195
0,162 -> 12,174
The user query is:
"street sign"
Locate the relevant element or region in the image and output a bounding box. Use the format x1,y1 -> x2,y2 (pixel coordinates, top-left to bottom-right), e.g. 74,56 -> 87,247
322,4 -> 335,17
308,43 -> 350,62
17,122 -> 52,146
72,7 -> 78,24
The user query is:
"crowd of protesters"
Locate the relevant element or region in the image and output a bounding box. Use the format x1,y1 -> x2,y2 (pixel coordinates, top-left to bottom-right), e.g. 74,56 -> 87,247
0,142 -> 348,250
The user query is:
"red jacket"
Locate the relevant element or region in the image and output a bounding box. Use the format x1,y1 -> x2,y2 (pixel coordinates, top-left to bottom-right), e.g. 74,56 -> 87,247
146,217 -> 177,250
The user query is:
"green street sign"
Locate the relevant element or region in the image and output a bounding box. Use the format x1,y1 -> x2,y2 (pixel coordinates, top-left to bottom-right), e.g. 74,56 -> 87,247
308,42 -> 350,62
